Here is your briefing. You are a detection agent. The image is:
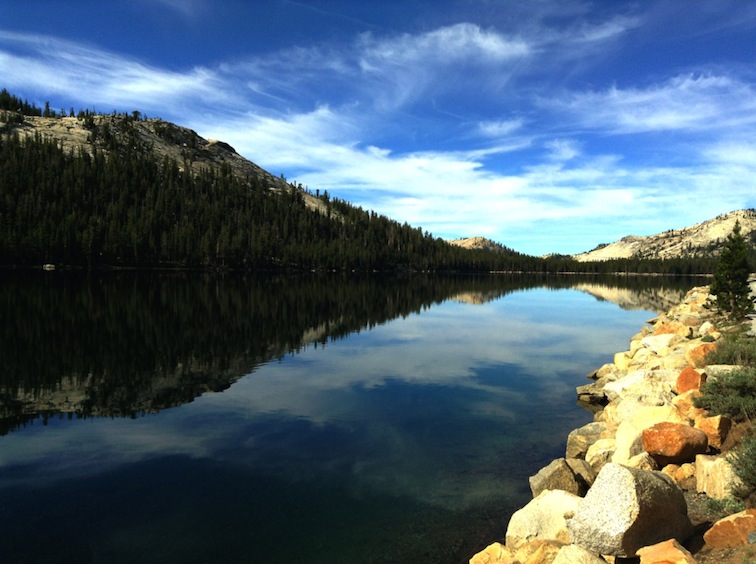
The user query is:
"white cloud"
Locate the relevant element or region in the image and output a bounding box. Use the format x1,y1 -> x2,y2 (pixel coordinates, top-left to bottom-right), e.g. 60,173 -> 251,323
704,142 -> 756,167
548,73 -> 756,134
358,23 -> 530,68
2,10 -> 755,256
0,32 -> 230,112
570,15 -> 642,44
544,139 -> 581,161
476,118 -> 525,138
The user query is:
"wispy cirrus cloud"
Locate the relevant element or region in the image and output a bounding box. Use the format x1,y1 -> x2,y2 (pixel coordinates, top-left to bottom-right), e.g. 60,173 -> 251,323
1,1 -> 755,255
547,73 -> 756,134
0,31 -> 231,111
357,22 -> 530,67
476,118 -> 526,138
144,0 -> 209,18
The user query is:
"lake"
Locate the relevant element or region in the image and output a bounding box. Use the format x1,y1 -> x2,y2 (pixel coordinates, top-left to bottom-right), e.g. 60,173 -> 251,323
0,272 -> 697,563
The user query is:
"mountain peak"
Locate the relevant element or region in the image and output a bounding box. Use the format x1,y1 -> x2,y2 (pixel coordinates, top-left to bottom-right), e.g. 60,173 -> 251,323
573,209 -> 756,262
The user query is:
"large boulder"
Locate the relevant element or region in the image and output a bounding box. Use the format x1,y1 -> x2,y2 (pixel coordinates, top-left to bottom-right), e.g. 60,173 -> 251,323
703,509 -> 756,548
529,458 -> 597,498
628,347 -> 662,370
505,489 -> 581,550
566,463 -> 693,557
566,422 -> 606,459
641,421 -> 708,466
694,414 -> 731,450
611,405 -> 689,464
696,454 -> 744,500
529,458 -> 588,497
676,366 -> 706,394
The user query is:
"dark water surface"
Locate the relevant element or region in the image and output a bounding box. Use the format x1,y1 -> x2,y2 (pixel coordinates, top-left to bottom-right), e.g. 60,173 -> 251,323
0,273 -> 695,563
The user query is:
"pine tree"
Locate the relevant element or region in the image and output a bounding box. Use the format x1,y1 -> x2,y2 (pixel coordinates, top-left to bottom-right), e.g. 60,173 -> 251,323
711,220 -> 754,318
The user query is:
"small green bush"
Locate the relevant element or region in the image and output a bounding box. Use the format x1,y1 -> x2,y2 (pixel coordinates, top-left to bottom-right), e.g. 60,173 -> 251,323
705,334 -> 756,366
694,367 -> 756,421
705,495 -> 746,515
728,434 -> 756,495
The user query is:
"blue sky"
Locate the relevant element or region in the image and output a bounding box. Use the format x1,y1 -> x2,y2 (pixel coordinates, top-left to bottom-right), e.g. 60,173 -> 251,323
2,0 -> 756,255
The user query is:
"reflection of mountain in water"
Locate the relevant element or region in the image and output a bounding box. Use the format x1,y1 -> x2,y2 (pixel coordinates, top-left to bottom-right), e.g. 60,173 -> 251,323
0,272 -> 694,433
573,282 -> 695,312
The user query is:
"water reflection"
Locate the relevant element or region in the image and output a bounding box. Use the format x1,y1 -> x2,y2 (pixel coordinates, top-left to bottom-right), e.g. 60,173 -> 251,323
0,272 -> 697,563
0,272 -> 693,431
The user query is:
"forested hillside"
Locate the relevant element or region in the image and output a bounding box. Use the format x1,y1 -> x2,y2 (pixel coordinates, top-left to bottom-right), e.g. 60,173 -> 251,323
0,89 -> 732,274
0,94 -> 535,271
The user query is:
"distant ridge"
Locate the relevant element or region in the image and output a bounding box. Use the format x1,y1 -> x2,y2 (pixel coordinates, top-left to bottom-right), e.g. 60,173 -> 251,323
573,209 -> 756,262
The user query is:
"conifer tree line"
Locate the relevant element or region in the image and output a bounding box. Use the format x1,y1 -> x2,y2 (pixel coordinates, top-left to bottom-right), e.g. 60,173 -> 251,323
0,89 -> 745,273
711,220 -> 755,317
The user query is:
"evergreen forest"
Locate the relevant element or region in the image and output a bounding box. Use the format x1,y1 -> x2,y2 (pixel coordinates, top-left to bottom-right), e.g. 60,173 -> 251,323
0,89 -> 736,274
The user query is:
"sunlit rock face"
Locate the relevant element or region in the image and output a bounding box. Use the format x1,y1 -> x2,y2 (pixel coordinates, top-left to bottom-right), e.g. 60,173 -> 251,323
573,209 -> 756,262
566,463 -> 693,557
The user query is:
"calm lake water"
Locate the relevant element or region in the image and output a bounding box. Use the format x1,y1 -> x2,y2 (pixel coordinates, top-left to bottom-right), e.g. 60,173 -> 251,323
0,273 -> 696,563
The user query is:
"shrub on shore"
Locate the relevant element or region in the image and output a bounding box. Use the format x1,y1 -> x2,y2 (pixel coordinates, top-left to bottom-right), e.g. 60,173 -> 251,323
728,433 -> 756,497
695,328 -> 756,504
694,367 -> 756,422
703,332 -> 756,366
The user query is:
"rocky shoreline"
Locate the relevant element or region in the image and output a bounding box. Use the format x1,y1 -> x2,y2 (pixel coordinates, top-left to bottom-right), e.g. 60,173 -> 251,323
470,285 -> 756,563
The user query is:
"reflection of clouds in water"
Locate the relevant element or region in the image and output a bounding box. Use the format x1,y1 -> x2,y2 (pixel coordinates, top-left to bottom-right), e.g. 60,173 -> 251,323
0,288 -> 655,510
204,288 -> 653,421
0,413 -> 212,486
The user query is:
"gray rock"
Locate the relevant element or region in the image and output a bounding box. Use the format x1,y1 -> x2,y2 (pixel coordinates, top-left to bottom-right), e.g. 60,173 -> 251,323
576,381 -> 608,405
567,463 -> 693,557
566,458 -> 598,490
566,421 -> 607,459
529,457 -> 595,498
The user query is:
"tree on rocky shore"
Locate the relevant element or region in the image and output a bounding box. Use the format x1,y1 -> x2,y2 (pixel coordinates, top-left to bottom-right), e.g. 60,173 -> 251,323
710,221 -> 754,318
